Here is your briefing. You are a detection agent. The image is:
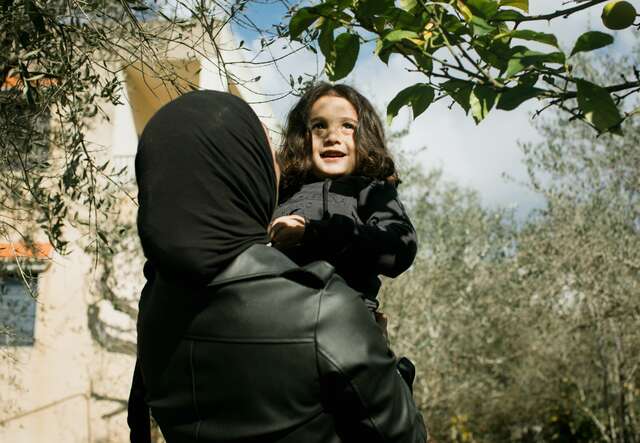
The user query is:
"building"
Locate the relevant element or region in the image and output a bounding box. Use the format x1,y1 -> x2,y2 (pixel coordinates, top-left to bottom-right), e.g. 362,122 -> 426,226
0,20 -> 274,442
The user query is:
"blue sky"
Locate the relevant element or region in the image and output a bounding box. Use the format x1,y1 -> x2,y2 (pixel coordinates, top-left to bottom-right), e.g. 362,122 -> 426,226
228,0 -> 638,219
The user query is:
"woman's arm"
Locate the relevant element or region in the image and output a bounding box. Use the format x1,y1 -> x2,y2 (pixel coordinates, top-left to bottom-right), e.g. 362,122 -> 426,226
316,275 -> 427,442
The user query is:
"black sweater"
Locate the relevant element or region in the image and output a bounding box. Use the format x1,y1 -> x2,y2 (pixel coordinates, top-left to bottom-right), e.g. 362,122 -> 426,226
273,176 -> 417,304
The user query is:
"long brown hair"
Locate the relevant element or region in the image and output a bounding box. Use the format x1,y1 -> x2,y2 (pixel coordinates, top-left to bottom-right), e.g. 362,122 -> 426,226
278,82 -> 398,200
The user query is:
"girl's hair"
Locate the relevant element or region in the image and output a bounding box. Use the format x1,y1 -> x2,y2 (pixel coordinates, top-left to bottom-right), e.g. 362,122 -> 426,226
278,82 -> 398,200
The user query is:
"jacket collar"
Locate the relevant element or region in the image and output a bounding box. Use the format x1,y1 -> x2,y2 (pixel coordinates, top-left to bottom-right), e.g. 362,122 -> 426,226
207,244 -> 298,288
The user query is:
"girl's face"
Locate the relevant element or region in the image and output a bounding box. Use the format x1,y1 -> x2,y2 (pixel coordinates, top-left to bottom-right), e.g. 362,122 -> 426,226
308,95 -> 358,179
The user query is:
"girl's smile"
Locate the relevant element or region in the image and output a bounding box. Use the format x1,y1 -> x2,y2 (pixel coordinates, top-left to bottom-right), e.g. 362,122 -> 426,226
308,95 -> 358,178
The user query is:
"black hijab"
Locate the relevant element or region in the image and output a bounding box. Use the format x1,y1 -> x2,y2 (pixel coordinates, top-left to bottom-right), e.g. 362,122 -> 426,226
135,90 -> 276,286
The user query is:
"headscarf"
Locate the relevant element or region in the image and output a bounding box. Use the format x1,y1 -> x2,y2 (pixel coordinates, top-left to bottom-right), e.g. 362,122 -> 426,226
135,90 -> 276,286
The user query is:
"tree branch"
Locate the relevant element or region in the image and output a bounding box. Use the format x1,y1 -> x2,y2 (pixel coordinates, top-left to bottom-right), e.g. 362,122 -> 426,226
492,0 -> 609,23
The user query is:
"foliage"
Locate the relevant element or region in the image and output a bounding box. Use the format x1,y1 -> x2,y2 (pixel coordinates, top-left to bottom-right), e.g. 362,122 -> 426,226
288,0 -> 639,134
381,42 -> 640,442
0,0 -> 293,255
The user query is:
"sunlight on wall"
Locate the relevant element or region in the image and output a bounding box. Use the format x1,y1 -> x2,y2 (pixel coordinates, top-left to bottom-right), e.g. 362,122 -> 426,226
125,60 -> 200,136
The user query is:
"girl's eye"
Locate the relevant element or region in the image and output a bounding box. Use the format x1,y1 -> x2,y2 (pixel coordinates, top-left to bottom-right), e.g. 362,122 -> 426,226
310,122 -> 325,130
343,122 -> 356,130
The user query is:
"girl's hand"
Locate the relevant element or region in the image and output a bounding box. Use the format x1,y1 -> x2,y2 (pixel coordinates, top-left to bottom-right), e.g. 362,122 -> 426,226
268,215 -> 306,249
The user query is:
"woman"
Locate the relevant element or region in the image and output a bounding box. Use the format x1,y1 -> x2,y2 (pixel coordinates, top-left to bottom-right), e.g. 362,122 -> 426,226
131,90 -> 427,443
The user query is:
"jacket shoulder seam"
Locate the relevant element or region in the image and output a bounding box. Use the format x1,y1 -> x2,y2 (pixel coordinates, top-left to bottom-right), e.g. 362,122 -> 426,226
207,271 -> 287,288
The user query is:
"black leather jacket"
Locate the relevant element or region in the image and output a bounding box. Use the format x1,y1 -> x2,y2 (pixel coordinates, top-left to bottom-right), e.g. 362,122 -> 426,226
137,244 -> 427,443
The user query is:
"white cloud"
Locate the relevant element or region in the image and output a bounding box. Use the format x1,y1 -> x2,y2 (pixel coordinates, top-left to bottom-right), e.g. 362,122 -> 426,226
354,54 -> 546,217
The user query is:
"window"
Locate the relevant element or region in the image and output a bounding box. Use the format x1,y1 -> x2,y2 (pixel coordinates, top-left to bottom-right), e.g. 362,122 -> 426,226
0,243 -> 50,346
0,275 -> 38,346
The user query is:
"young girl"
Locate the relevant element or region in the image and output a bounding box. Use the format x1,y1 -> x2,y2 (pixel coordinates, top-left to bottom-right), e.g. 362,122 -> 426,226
269,82 -> 417,314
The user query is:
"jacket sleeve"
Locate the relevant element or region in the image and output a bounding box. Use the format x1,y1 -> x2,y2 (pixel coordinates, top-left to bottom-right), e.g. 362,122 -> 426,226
303,180 -> 417,277
315,275 -> 427,443
127,359 -> 152,443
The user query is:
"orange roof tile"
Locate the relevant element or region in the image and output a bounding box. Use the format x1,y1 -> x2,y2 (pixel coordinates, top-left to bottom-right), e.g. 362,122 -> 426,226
1,75 -> 59,91
0,243 -> 53,259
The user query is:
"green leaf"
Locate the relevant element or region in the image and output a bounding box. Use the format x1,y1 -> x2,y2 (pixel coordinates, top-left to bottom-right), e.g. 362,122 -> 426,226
491,9 -> 525,21
519,71 -> 539,87
328,32 -> 359,81
496,85 -> 541,110
500,30 -> 559,48
576,79 -> 623,133
375,39 -> 392,64
376,30 -> 421,63
469,85 -> 498,123
476,46 -> 507,71
441,80 -> 474,114
319,21 -> 336,62
442,13 -> 468,34
359,0 -> 392,16
474,37 -> 511,71
289,8 -> 319,40
467,0 -> 499,19
383,30 -> 420,44
414,53 -> 433,73
570,31 -> 614,57
456,0 -> 473,21
471,16 -> 497,36
498,0 -> 528,12
399,0 -> 417,12
411,86 -> 435,118
387,83 -> 435,123
505,47 -> 565,77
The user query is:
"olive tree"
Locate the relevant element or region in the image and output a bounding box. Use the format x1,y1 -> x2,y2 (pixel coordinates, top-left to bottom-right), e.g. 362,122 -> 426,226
1,0 -> 297,253
381,41 -> 640,442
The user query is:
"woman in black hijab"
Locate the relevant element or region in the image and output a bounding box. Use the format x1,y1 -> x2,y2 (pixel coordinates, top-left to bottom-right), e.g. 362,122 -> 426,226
130,89 -> 277,441
136,90 -> 278,285
130,90 -> 426,443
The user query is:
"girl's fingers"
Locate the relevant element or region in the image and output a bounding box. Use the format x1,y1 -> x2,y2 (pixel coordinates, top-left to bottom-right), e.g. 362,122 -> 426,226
269,218 -> 289,238
270,224 -> 284,241
269,215 -> 306,247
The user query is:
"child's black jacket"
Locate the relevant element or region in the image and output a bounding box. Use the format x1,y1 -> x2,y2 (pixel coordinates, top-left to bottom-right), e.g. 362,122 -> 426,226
273,176 -> 417,304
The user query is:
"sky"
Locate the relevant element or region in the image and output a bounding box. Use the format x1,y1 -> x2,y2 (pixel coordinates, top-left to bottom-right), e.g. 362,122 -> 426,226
229,0 -> 638,219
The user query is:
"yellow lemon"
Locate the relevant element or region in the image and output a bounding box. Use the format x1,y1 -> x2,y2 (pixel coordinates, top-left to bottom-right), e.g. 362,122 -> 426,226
601,0 -> 636,30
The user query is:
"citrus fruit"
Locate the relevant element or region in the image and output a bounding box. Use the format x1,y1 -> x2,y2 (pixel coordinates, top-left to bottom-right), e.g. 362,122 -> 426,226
601,0 -> 636,30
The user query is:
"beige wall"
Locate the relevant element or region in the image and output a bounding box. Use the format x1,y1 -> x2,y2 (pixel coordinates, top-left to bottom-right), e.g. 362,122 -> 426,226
1,247 -> 96,442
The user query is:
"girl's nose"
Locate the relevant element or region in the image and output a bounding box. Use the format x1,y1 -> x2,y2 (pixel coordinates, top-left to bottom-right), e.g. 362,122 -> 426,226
324,125 -> 340,143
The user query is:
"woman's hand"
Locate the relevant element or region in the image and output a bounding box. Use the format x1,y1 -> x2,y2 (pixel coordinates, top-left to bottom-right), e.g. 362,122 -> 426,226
268,215 -> 306,249
374,311 -> 389,340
